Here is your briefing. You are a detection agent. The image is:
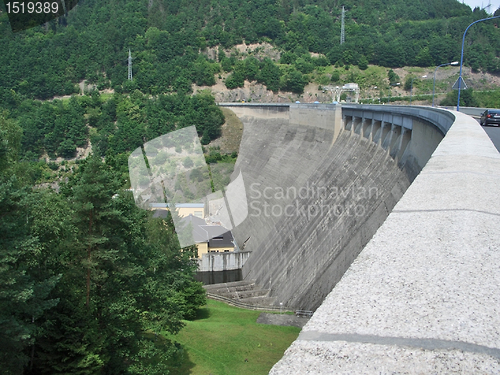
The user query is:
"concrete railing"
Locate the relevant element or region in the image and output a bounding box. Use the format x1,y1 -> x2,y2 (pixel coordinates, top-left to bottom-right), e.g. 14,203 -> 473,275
270,107 -> 500,373
197,251 -> 251,272
342,104 -> 455,181
343,104 -> 455,135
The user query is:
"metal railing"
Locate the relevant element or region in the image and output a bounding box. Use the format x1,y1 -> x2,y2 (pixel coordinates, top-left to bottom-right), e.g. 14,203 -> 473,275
206,292 -> 292,312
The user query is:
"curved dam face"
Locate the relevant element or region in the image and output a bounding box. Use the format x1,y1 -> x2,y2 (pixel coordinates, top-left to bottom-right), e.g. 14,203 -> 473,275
221,104 -> 447,311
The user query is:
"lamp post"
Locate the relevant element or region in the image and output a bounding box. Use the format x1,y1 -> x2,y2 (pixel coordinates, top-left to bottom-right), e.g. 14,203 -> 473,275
457,16 -> 500,111
432,62 -> 458,107
410,75 -> 427,105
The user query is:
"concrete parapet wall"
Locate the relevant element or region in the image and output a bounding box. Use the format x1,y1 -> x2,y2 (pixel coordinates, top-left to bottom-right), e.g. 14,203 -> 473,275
289,103 -> 342,136
219,103 -> 342,140
197,251 -> 251,272
270,110 -> 500,373
219,103 -> 290,119
343,105 -> 449,181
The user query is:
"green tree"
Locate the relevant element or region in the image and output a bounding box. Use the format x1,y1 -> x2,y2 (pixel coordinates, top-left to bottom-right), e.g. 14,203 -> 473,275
404,75 -> 414,91
282,69 -> 307,94
388,69 -> 400,85
29,155 -> 206,374
224,72 -> 245,89
440,88 -> 478,107
415,47 -> 434,67
0,113 -> 59,375
243,57 -> 260,81
294,57 -> 314,74
256,58 -> 282,92
358,55 -> 369,70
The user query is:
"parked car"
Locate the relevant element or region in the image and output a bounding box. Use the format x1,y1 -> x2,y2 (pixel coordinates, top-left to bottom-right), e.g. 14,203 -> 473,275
480,109 -> 500,126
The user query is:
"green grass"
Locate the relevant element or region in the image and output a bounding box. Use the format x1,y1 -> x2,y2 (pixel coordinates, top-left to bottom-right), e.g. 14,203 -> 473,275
165,300 -> 301,375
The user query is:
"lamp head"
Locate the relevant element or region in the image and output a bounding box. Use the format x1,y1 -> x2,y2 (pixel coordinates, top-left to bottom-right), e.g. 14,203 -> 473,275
450,61 -> 459,66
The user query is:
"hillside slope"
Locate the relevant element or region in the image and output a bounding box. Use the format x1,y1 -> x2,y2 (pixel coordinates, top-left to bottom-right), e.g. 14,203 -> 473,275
1,0 -> 499,103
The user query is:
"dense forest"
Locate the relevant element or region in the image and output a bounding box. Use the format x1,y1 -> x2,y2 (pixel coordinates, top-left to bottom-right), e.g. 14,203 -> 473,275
1,0 -> 500,373
1,0 -> 500,101
6,90 -> 224,160
0,110 -> 207,374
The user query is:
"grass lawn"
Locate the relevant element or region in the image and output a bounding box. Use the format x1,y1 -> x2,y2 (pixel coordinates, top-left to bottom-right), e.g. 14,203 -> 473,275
165,299 -> 301,375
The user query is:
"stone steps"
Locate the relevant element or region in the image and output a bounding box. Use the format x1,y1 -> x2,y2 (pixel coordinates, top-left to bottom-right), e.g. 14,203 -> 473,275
203,280 -> 255,292
203,279 -> 277,308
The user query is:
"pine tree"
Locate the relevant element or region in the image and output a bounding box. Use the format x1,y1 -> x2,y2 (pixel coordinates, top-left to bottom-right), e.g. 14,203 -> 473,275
31,155 -> 205,374
0,113 -> 59,375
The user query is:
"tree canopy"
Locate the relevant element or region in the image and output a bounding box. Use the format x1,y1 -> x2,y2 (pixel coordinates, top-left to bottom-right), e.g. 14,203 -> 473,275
0,111 -> 206,374
1,0 -> 499,101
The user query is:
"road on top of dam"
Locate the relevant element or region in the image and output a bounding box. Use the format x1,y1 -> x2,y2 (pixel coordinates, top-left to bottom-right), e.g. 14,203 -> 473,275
481,124 -> 500,151
450,106 -> 500,151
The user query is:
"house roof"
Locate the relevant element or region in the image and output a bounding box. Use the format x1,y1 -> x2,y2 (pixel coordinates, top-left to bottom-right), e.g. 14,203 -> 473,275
179,214 -> 234,248
180,214 -> 210,243
205,227 -> 234,248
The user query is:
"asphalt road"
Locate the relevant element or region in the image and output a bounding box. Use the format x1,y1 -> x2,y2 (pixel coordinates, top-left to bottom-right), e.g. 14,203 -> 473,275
480,124 -> 500,152
448,107 -> 500,152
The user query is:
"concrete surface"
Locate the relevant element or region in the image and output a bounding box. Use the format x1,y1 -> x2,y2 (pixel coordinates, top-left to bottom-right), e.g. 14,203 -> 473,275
270,110 -> 500,374
221,104 -> 413,311
197,251 -> 251,272
240,129 -> 411,311
221,104 -> 460,312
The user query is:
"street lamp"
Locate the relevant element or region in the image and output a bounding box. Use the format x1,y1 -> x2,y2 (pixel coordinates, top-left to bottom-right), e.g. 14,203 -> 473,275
432,62 -> 458,107
457,16 -> 500,111
410,75 -> 427,105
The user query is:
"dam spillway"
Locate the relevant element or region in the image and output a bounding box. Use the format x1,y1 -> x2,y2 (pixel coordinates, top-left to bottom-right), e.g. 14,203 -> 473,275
219,103 -> 446,311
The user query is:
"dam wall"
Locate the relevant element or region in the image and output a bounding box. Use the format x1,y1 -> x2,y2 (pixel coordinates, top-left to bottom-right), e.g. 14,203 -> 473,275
218,103 -> 450,311
197,251 -> 251,272
223,103 -> 342,141
195,251 -> 251,285
342,105 -> 452,181
241,130 -> 410,310
271,109 -> 500,374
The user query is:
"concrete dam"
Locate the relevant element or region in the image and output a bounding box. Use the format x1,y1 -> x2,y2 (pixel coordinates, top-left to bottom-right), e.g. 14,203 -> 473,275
217,103 -> 450,311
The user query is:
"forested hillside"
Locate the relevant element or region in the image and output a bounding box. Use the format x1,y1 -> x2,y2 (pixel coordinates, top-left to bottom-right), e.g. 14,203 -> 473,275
0,110 -> 207,374
1,0 -> 499,102
1,0 -> 500,373
1,0 -> 498,161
